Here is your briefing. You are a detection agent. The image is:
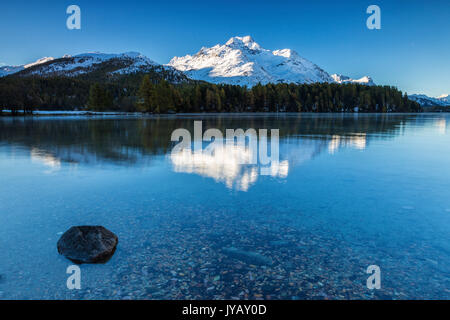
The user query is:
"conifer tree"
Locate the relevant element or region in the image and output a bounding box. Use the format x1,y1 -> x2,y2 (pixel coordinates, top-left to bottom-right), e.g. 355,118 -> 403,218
87,83 -> 104,111
137,75 -> 156,112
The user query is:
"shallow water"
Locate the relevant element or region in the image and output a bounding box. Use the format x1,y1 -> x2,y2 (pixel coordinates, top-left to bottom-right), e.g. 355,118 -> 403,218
0,113 -> 449,300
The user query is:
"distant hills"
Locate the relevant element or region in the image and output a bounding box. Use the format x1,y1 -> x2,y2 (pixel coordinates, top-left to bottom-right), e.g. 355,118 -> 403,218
408,94 -> 450,107
0,52 -> 188,83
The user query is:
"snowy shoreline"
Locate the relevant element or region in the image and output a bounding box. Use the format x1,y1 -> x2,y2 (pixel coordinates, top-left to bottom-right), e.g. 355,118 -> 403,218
1,110 -> 141,116
0,109 -> 438,117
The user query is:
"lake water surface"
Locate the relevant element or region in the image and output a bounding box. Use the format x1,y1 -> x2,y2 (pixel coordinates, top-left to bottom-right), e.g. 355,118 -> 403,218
0,113 -> 449,299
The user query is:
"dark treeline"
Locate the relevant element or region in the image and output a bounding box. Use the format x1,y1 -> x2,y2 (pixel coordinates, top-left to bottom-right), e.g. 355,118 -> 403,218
0,67 -> 177,113
0,73 -> 421,114
135,75 -> 421,113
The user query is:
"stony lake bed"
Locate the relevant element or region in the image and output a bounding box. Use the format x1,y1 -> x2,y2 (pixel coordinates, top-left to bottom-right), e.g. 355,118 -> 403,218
0,113 -> 449,299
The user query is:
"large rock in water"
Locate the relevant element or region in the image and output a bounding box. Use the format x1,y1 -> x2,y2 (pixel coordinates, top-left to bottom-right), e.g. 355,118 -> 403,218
57,226 -> 118,264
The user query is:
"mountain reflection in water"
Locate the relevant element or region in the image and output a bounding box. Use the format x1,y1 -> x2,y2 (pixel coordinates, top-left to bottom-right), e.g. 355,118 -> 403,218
0,113 -> 445,191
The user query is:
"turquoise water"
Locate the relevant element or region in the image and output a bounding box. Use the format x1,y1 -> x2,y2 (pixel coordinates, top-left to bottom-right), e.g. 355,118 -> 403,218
0,113 -> 449,300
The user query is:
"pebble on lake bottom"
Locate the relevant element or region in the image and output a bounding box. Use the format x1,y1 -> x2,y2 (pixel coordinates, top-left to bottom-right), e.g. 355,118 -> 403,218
64,208 -> 450,300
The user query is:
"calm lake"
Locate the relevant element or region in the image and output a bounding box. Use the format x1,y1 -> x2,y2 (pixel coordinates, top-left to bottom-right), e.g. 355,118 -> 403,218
0,113 -> 449,300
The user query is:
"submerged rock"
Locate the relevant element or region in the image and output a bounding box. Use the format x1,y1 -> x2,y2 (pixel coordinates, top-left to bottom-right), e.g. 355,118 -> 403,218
269,240 -> 291,247
222,247 -> 273,266
57,226 -> 118,264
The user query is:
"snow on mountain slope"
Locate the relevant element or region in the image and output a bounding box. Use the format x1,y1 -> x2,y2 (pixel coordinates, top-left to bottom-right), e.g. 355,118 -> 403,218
0,57 -> 55,77
168,36 -> 334,86
0,52 -> 188,82
437,94 -> 450,104
331,74 -> 375,86
408,94 -> 450,107
17,52 -> 160,77
1,38 -> 381,89
24,57 -> 55,69
0,65 -> 25,77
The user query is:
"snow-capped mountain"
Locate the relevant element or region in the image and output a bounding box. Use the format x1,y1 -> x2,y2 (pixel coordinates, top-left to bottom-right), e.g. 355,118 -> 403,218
0,52 -> 158,77
0,52 -> 188,83
27,52 -> 158,76
408,94 -> 450,107
331,74 -> 375,86
0,57 -> 55,77
437,94 -> 450,105
168,36 -> 334,86
1,37 -> 378,88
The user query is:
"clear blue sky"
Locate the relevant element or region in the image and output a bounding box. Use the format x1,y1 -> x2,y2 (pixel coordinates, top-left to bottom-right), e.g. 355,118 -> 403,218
0,0 -> 448,96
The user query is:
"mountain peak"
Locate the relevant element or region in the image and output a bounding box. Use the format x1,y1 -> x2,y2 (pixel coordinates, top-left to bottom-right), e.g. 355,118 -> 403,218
225,35 -> 261,50
226,35 -> 254,44
168,36 -> 333,86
